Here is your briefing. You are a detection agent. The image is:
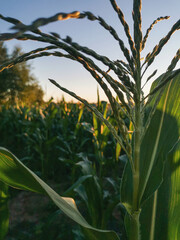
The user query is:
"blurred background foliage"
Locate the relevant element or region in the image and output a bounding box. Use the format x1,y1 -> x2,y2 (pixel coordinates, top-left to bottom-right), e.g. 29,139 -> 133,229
0,46 -> 129,238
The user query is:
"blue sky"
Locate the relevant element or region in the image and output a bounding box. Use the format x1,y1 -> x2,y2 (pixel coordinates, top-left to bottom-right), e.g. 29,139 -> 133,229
1,0 -> 179,102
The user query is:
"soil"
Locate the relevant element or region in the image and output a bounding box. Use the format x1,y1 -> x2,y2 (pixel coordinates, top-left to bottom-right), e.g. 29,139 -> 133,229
5,182 -> 75,240
8,191 -> 51,228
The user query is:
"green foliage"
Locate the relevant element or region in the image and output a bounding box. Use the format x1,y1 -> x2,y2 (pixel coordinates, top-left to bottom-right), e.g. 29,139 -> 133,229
0,101 -> 90,178
0,100 -> 121,181
0,99 -> 125,239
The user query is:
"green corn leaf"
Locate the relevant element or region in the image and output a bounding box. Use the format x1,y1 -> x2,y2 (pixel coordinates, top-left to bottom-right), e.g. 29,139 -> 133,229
93,112 -> 99,139
140,141 -> 180,240
102,102 -> 108,120
73,175 -> 104,228
64,175 -> 92,197
116,142 -> 121,162
0,147 -> 120,240
81,176 -> 103,228
75,104 -> 84,133
0,182 -> 9,240
165,142 -> 180,239
78,105 -> 84,123
120,161 -> 133,214
139,72 -> 180,205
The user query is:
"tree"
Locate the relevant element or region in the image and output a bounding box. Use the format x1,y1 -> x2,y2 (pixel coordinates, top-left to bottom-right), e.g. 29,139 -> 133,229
0,42 -> 10,102
0,42 -> 44,104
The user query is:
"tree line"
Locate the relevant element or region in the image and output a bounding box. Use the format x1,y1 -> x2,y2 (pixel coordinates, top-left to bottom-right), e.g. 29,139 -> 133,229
0,42 -> 44,105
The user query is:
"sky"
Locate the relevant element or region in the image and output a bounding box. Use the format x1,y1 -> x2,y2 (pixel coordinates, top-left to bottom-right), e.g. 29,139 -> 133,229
0,0 -> 180,103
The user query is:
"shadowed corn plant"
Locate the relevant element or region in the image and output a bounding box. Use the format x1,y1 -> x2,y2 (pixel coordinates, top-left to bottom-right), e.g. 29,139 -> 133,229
0,0 -> 180,239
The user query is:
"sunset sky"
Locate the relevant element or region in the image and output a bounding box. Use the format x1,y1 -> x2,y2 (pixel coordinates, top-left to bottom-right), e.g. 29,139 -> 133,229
1,0 -> 180,102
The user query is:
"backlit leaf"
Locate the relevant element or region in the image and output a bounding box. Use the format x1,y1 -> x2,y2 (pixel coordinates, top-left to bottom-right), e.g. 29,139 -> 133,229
0,147 -> 120,240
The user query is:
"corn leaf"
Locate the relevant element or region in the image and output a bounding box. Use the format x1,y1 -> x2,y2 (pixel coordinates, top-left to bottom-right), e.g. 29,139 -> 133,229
74,176 -> 104,228
165,142 -> 180,239
140,141 -> 180,240
0,147 -> 120,240
139,72 -> 180,205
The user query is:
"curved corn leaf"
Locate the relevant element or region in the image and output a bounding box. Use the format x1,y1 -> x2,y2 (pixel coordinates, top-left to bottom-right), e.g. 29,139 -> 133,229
0,147 -> 120,240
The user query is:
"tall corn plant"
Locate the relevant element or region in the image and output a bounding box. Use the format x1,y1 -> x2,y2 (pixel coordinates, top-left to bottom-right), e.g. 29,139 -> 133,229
0,0 -> 179,239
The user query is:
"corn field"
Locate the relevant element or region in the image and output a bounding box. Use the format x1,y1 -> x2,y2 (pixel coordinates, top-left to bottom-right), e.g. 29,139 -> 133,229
0,99 -> 126,239
0,0 -> 180,240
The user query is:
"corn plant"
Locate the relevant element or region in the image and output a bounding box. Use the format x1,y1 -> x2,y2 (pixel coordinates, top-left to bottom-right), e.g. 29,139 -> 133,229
81,89 -> 121,178
0,0 -> 180,239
